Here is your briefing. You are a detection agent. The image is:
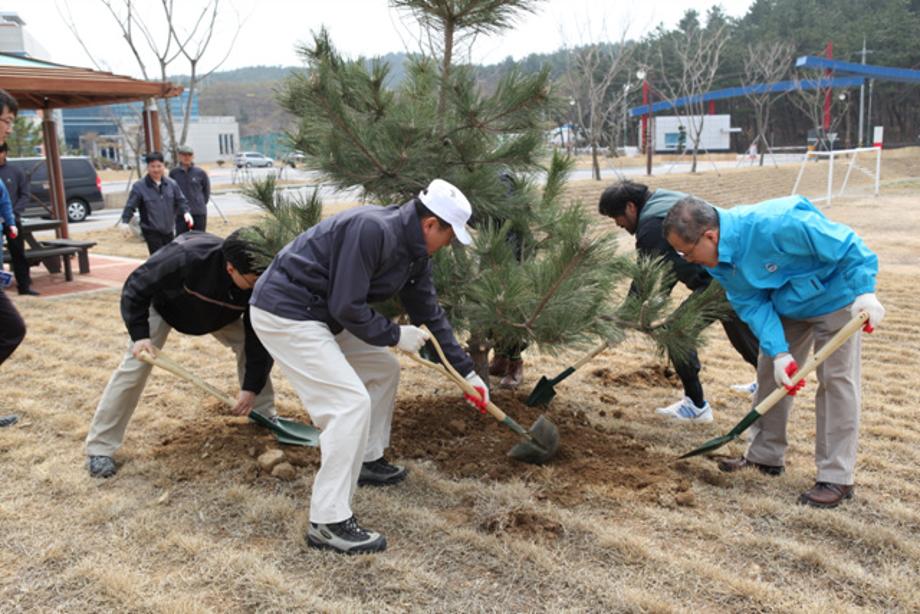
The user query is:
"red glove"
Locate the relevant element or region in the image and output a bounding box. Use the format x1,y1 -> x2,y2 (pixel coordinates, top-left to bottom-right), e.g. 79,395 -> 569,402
463,372 -> 489,414
773,353 -> 805,396
8,225 -> 17,239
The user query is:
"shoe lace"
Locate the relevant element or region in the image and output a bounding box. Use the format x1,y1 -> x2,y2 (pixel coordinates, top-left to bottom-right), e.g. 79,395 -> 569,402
339,516 -> 370,540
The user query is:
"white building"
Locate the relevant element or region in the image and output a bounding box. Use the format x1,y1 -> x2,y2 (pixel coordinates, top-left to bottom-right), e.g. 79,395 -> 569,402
165,117 -> 240,164
0,12 -> 50,59
641,115 -> 739,153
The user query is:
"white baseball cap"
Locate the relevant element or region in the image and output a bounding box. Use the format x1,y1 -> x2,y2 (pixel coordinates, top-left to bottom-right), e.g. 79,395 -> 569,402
418,178 -> 473,245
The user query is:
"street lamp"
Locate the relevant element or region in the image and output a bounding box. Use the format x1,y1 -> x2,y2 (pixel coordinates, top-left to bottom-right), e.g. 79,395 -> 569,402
636,69 -> 652,176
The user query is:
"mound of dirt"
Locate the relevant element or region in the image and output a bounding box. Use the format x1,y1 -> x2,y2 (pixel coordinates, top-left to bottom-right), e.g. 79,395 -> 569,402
591,363 -> 678,388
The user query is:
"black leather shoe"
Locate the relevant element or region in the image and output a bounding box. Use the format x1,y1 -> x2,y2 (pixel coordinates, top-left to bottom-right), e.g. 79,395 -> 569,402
717,456 -> 784,476
18,288 -> 39,296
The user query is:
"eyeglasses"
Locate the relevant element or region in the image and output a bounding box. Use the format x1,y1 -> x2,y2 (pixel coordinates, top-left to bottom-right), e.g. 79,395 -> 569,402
675,233 -> 703,259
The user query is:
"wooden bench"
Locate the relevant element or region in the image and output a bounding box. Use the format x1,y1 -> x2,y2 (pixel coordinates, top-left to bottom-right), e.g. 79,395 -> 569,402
3,245 -> 80,282
42,239 -> 98,274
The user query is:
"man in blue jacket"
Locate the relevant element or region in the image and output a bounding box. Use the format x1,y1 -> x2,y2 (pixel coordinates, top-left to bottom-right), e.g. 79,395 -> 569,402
0,88 -> 26,428
663,195 -> 885,508
250,178 -> 488,554
120,151 -> 193,255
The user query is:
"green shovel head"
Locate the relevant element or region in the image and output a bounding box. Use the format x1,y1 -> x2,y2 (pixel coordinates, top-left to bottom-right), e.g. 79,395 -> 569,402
678,432 -> 739,459
249,412 -> 320,447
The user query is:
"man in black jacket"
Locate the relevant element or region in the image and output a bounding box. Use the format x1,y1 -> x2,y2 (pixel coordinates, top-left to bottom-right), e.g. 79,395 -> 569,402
170,145 -> 210,235
598,180 -> 760,422
250,178 -> 488,554
120,151 -> 192,255
0,142 -> 37,295
85,229 -> 276,478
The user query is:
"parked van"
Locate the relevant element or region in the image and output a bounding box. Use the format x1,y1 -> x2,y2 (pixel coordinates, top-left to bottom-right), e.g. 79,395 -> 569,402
6,156 -> 105,223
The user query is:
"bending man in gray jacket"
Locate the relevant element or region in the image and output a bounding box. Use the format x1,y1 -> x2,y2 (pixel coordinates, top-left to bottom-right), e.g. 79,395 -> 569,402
250,178 -> 488,555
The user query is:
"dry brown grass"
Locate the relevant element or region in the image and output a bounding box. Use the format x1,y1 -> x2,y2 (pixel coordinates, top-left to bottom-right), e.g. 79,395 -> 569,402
2,152 -> 920,612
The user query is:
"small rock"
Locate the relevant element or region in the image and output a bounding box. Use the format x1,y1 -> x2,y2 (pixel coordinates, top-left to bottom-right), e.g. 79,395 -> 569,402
271,462 -> 297,481
247,446 -> 257,458
448,419 -> 467,435
599,410 -> 607,417
257,449 -> 285,471
674,491 -> 696,507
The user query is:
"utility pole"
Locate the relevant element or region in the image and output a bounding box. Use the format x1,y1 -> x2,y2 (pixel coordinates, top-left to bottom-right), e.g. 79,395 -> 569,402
858,37 -> 867,146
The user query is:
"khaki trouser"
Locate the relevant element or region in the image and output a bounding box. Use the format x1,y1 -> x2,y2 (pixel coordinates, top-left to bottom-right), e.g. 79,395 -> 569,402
746,305 -> 862,485
250,306 -> 400,524
85,307 -> 276,457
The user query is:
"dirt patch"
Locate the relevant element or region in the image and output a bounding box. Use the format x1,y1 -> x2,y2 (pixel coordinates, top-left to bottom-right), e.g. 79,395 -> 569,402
590,363 -> 678,388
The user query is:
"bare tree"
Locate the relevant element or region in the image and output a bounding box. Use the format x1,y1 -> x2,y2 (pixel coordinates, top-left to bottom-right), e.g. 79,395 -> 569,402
789,74 -> 850,151
742,40 -> 794,166
58,0 -> 242,161
562,24 -> 635,181
656,11 -> 730,173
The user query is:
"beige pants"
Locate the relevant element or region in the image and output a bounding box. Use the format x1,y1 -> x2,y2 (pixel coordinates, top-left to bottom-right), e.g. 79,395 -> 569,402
746,305 -> 862,485
250,306 -> 400,524
85,307 -> 276,457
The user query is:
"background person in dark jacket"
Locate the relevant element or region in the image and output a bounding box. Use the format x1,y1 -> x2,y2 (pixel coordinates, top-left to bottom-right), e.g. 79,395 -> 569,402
250,178 -> 488,555
0,88 -> 26,429
85,229 -> 277,478
598,180 -> 760,423
170,144 -> 210,235
0,142 -> 37,295
120,151 -> 192,255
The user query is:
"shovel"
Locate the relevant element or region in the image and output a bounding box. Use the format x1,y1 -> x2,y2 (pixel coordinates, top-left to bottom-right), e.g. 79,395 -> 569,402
679,311 -> 869,459
526,339 -> 611,407
401,328 -> 560,465
138,350 -> 320,447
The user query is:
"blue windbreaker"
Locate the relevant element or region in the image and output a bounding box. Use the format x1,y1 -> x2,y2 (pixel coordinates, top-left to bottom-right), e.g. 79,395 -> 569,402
707,195 -> 878,357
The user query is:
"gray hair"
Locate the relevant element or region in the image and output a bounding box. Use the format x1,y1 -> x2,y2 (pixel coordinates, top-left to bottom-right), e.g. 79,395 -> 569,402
662,196 -> 719,243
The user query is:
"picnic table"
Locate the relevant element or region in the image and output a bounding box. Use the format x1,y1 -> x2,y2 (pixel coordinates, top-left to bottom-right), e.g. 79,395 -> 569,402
3,218 -> 97,281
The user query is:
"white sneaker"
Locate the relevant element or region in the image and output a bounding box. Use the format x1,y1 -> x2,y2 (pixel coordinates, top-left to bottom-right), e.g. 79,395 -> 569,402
655,396 -> 713,423
730,381 -> 758,396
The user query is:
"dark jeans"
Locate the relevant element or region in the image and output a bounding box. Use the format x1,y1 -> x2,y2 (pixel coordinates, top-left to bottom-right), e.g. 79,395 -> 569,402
175,213 -> 207,236
3,216 -> 32,292
143,230 -> 175,255
0,288 -> 26,366
672,310 -> 759,407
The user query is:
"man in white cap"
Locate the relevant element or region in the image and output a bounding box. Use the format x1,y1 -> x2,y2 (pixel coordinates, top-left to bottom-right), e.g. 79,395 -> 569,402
250,178 -> 488,554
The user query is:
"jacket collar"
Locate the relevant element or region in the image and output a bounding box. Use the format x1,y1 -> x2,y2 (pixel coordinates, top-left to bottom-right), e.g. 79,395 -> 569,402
714,206 -> 736,264
400,199 -> 430,260
144,174 -> 164,190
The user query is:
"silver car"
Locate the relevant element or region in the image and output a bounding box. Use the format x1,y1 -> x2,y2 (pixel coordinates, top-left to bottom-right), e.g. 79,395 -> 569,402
234,151 -> 274,168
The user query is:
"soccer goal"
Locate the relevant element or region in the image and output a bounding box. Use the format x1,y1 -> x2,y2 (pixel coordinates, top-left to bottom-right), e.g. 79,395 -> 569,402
791,146 -> 881,205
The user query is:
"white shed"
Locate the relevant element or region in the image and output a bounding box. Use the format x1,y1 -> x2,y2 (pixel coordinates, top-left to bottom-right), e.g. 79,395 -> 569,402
640,115 -> 738,153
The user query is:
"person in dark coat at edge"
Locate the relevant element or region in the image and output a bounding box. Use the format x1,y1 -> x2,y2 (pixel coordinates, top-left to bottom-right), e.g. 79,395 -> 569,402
84,229 -> 278,478
170,144 -> 210,235
119,151 -> 193,255
0,88 -> 26,429
249,178 -> 489,555
598,180 -> 760,423
0,142 -> 37,295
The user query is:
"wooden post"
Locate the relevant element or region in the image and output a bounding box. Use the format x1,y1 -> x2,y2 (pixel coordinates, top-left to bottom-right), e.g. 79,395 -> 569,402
41,108 -> 69,239
142,98 -> 161,154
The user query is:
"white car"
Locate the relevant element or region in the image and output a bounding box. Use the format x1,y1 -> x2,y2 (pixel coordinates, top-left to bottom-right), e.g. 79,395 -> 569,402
234,151 -> 274,168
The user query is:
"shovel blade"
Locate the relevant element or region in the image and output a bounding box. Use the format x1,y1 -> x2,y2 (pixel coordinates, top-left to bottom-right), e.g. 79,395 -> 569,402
249,412 -> 320,447
525,376 -> 556,407
508,415 -> 560,465
678,433 -> 738,459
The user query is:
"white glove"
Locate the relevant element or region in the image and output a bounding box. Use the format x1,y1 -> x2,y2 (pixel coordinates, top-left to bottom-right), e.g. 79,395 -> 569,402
773,352 -> 804,395
464,371 -> 490,411
396,325 -> 430,353
851,293 -> 885,332
7,225 -> 17,239
184,212 -> 194,229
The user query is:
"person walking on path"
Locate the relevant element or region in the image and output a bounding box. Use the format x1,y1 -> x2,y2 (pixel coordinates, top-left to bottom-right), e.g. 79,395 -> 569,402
170,144 -> 210,235
85,229 -> 277,478
250,178 -> 489,554
598,180 -> 760,423
663,194 -> 884,508
0,88 -> 26,428
120,151 -> 192,255
0,142 -> 37,295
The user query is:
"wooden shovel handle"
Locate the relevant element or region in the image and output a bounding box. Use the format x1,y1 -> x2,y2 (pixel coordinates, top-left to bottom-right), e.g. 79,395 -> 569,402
753,311 -> 869,418
138,350 -> 237,407
571,339 -> 612,371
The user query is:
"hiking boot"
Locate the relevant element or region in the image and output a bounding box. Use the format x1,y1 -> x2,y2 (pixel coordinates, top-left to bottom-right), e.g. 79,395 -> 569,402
797,482 -> 854,509
731,380 -> 758,396
489,354 -> 509,377
717,456 -> 784,476
655,396 -> 713,423
86,455 -> 117,478
307,515 -> 387,554
0,414 -> 18,428
358,456 -> 407,486
499,359 -> 524,389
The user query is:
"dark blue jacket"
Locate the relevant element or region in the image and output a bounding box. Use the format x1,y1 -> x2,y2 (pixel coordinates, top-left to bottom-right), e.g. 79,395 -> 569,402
169,164 -> 210,215
121,175 -> 189,235
0,161 -> 29,215
251,201 -> 474,375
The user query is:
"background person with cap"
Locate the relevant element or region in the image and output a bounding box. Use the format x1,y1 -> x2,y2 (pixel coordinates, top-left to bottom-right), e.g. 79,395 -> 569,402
120,151 -> 193,255
170,144 -> 210,235
0,141 -> 37,295
249,178 -> 488,555
85,228 -> 278,478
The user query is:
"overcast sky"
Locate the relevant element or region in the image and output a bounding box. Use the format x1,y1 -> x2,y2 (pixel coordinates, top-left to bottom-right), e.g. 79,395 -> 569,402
6,0 -> 754,77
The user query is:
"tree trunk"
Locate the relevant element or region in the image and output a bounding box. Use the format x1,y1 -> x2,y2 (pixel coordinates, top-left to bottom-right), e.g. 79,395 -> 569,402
591,142 -> 601,180
437,18 -> 455,128
467,334 -> 492,390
